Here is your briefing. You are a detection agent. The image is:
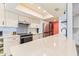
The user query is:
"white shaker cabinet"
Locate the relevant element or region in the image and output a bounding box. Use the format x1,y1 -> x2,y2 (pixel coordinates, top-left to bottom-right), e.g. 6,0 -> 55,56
0,3 -> 5,26
33,34 -> 39,40
5,11 -> 18,27
33,33 -> 43,40
0,3 -> 18,27
4,35 -> 20,56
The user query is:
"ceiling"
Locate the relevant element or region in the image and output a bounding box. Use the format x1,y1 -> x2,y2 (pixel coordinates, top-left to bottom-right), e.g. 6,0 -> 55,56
5,3 -> 66,20
35,3 -> 66,17
5,3 -> 42,20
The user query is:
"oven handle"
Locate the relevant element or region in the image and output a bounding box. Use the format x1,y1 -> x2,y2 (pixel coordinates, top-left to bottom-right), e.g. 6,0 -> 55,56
20,36 -> 32,39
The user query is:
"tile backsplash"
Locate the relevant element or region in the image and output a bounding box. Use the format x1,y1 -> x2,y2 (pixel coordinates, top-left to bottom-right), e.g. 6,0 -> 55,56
0,27 -> 16,36
16,23 -> 29,33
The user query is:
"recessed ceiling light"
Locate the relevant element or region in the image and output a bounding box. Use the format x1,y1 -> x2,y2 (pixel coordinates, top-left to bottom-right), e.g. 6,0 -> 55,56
38,6 -> 41,9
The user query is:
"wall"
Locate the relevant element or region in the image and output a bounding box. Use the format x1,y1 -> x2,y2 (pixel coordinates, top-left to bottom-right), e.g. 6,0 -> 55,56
73,4 -> 79,45
59,14 -> 67,37
73,15 -> 79,34
73,16 -> 79,28
67,3 -> 73,40
53,21 -> 59,34
59,3 -> 73,40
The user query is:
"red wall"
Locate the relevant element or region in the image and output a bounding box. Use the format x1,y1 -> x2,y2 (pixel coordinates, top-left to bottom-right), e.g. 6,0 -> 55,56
43,18 -> 59,36
53,21 -> 59,34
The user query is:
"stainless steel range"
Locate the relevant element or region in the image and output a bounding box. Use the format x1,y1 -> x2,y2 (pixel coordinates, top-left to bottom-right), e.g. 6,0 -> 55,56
18,33 -> 33,44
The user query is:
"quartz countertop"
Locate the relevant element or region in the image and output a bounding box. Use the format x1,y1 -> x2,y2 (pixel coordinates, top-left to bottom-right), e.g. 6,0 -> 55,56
10,34 -> 77,56
0,35 -> 19,38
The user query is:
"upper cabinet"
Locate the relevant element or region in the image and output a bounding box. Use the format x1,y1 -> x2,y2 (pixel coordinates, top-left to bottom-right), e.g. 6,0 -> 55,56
5,11 -> 18,27
0,3 -> 5,26
0,3 -> 18,27
0,3 -> 40,28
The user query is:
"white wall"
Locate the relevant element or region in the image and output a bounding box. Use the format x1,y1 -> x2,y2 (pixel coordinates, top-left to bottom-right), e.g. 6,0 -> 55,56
74,15 -> 79,28
59,14 -> 67,37
73,4 -> 79,45
59,3 -> 73,40
67,3 -> 73,40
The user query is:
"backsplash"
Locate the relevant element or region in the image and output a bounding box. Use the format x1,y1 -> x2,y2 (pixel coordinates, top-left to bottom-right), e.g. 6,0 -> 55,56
16,23 -> 29,33
0,27 -> 17,36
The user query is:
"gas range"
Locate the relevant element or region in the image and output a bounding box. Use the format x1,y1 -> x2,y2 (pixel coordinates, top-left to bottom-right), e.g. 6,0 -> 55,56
17,33 -> 33,44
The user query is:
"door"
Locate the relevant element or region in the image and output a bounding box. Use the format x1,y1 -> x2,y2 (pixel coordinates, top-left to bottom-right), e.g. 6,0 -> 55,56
4,36 -> 20,55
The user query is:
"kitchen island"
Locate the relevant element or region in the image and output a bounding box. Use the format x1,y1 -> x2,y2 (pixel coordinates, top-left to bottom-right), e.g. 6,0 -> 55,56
10,34 -> 77,56
0,35 -> 20,56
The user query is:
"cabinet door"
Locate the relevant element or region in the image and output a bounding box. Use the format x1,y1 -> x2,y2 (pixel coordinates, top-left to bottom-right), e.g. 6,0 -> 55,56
5,11 -> 18,27
33,35 -> 38,40
4,35 -> 20,55
0,38 -> 4,55
0,4 -> 5,26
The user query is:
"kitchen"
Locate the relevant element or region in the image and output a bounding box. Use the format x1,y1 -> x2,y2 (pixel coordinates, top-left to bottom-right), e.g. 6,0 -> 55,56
0,3 -> 76,56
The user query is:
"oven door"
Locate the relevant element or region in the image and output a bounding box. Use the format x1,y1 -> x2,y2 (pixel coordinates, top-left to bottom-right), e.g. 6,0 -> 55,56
20,36 -> 32,44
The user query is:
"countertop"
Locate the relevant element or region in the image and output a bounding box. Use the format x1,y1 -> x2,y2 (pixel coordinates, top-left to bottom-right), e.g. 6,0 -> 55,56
0,35 -> 20,39
10,34 -> 77,56
33,33 -> 43,35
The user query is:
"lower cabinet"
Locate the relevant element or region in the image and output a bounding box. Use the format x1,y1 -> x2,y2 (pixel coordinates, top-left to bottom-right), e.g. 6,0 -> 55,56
4,35 -> 20,56
33,34 -> 39,40
33,33 -> 43,40
0,38 -> 4,56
